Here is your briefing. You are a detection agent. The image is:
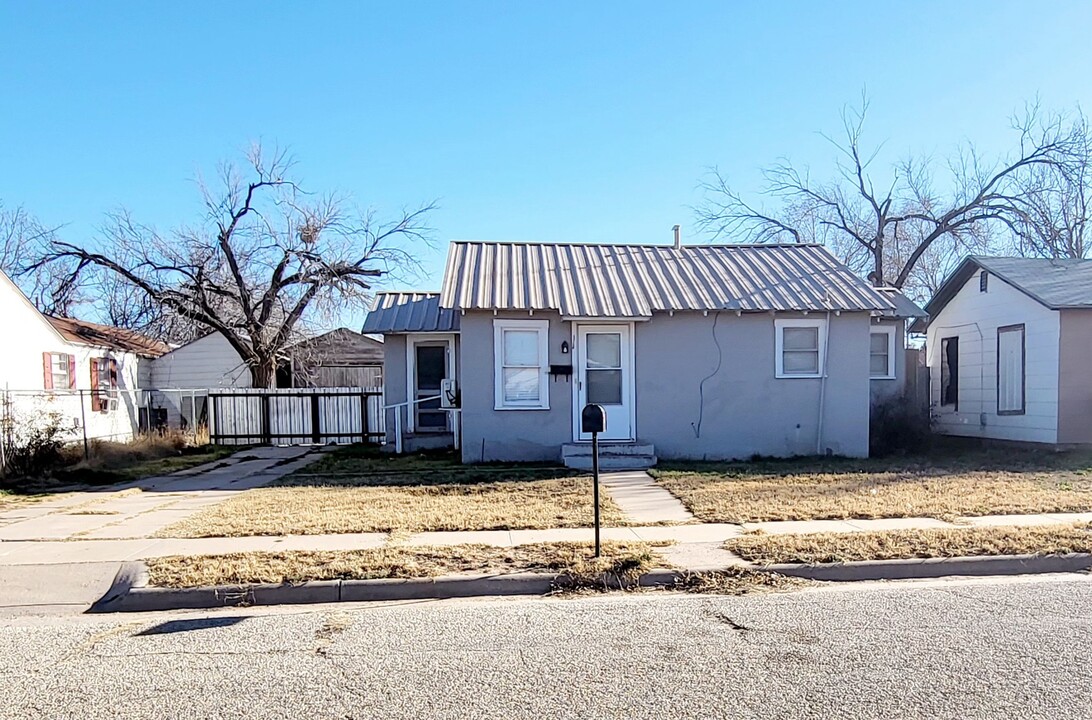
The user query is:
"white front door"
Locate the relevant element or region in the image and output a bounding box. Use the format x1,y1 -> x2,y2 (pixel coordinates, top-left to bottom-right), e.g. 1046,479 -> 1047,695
574,324 -> 635,441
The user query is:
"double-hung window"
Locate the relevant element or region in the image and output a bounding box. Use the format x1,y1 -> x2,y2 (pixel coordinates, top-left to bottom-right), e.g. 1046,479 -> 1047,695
42,352 -> 75,390
997,325 -> 1025,415
775,319 -> 826,378
869,326 -> 896,379
90,357 -> 119,413
493,319 -> 549,410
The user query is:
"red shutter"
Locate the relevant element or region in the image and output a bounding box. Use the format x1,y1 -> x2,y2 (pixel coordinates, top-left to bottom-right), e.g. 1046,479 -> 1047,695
90,359 -> 102,412
42,352 -> 53,390
67,355 -> 77,389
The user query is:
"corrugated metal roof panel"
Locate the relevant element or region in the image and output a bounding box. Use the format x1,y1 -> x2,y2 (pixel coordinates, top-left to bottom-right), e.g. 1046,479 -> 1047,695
876,288 -> 927,318
440,242 -> 895,315
361,292 -> 460,334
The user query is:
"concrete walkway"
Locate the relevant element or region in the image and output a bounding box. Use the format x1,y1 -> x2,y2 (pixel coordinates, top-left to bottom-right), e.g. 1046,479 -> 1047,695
598,471 -> 694,524
0,446 -> 323,542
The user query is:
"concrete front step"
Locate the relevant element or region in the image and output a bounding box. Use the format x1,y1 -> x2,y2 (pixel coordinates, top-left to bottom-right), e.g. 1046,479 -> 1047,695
562,443 -> 657,470
561,442 -> 655,457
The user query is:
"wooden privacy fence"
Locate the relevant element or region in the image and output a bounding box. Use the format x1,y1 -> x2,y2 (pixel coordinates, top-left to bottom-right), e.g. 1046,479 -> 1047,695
208,387 -> 385,446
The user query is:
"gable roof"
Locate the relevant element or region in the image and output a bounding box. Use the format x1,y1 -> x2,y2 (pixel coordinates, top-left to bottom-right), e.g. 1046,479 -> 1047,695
925,256 -> 1092,318
47,316 -> 171,357
439,242 -> 896,317
362,292 -> 460,334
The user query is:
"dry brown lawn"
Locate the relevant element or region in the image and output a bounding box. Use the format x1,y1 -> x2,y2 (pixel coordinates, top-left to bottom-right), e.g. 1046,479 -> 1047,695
158,477 -> 629,537
726,523 -> 1092,565
145,541 -> 661,588
654,450 -> 1092,523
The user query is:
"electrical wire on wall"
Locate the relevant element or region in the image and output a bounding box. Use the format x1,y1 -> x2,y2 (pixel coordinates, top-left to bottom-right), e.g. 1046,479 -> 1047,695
691,311 -> 724,438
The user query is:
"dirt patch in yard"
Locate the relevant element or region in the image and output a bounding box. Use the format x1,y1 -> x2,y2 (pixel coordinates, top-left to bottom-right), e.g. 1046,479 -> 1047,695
654,449 -> 1092,523
726,523 -> 1092,565
145,541 -> 661,588
157,476 -> 630,537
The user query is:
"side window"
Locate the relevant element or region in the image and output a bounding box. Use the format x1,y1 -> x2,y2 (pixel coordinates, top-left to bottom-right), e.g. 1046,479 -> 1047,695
940,337 -> 959,409
42,352 -> 75,390
90,357 -> 119,413
869,327 -> 896,379
775,319 -> 826,378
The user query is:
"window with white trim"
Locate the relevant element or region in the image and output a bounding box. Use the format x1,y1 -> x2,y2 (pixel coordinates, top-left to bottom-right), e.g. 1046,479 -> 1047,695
997,324 -> 1025,415
493,319 -> 549,409
42,352 -> 74,390
775,319 -> 825,378
869,326 -> 896,379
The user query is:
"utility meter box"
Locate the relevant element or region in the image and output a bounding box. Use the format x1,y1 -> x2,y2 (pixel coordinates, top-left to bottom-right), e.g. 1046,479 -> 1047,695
440,378 -> 459,409
581,403 -> 606,434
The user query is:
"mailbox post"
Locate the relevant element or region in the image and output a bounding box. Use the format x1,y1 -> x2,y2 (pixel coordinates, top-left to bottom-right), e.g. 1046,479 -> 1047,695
581,404 -> 606,557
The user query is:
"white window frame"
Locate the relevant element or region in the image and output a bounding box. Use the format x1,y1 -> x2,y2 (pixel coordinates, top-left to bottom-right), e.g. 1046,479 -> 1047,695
493,319 -> 550,410
775,318 -> 826,379
869,325 -> 896,380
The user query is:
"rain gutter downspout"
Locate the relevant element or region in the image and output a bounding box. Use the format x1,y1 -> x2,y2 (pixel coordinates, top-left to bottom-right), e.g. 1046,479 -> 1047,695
816,311 -> 831,454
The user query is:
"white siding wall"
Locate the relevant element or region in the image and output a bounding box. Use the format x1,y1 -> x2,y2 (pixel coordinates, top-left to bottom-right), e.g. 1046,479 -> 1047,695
927,271 -> 1060,443
149,332 -> 252,429
150,333 -> 251,389
0,273 -> 68,391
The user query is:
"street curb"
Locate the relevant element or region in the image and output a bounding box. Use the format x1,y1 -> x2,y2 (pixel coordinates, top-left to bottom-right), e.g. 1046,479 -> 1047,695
87,554 -> 1092,612
762,553 -> 1092,582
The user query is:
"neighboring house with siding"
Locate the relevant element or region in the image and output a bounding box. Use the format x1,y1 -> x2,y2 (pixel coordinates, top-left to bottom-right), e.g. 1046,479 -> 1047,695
364,241 -> 922,466
149,328 -> 385,429
0,269 -> 169,443
922,255 -> 1092,446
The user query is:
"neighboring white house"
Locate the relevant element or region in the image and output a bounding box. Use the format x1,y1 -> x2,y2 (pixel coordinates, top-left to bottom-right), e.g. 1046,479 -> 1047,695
148,327 -> 385,429
0,269 -> 169,443
364,241 -> 923,466
922,256 -> 1092,446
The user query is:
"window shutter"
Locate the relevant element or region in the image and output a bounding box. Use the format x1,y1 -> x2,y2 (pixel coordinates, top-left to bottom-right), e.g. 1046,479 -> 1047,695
67,355 -> 77,389
90,359 -> 102,412
42,352 -> 53,390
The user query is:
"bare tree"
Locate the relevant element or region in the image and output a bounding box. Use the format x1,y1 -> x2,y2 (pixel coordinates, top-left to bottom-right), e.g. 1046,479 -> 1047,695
0,203 -> 86,315
39,146 -> 434,387
696,98 -> 1074,292
1009,108 -> 1092,259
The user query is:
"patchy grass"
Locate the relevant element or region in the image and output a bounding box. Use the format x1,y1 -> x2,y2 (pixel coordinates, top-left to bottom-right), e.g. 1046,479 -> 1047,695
145,541 -> 662,588
653,447 -> 1092,523
726,523 -> 1092,565
284,445 -> 580,487
158,475 -> 630,537
159,445 -> 627,537
672,568 -> 815,596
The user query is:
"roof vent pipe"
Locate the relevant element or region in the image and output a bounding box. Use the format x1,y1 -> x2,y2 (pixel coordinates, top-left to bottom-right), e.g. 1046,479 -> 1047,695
673,224 -> 681,250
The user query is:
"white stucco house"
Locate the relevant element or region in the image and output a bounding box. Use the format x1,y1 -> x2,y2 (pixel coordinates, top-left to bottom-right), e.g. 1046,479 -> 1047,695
0,269 -> 169,443
363,240 -> 923,467
921,255 -> 1092,446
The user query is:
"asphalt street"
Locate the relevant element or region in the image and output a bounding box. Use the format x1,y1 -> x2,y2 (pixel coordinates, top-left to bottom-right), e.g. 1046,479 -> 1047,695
2,574 -> 1091,719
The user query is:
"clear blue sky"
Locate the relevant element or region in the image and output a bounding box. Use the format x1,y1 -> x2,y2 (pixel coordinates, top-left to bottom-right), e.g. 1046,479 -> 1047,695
2,2 -> 1091,325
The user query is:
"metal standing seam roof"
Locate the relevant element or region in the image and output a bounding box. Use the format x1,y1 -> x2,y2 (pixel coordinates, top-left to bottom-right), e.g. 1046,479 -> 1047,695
361,292 -> 460,334
439,242 -> 896,316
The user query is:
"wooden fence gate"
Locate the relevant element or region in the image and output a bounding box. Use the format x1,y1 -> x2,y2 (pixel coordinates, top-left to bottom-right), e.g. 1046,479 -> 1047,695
208,387 -> 385,446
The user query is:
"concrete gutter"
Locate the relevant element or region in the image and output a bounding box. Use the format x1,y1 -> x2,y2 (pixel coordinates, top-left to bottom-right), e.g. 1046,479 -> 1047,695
765,552 -> 1092,582
88,554 -> 1092,613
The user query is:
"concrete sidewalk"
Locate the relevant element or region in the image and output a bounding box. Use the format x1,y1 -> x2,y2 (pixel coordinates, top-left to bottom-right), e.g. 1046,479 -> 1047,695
5,511 -> 1092,567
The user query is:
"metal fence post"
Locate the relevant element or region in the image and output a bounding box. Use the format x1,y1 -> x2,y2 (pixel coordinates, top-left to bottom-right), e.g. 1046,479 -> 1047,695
79,389 -> 89,460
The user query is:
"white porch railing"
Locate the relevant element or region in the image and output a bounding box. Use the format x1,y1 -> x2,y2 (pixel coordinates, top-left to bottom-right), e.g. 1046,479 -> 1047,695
383,395 -> 461,454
